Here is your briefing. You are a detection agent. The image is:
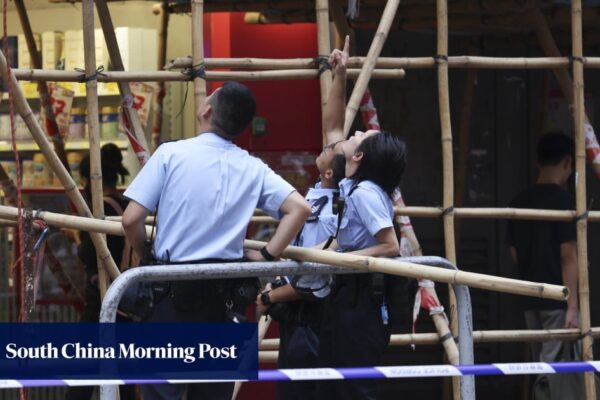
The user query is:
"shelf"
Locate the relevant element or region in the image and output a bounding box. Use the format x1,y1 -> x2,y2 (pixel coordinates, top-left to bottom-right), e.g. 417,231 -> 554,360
3,81 -> 120,100
0,139 -> 129,152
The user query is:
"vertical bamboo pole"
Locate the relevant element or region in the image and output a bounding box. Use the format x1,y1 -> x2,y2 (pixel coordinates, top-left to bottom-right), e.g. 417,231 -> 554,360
528,8 -> 595,397
151,0 -> 170,151
571,1 -> 595,398
0,51 -> 120,280
436,0 -> 460,399
316,0 -> 332,145
191,0 -> 206,134
14,0 -> 70,173
343,0 -> 401,137
329,0 -> 352,50
95,0 -> 150,156
82,0 -> 109,296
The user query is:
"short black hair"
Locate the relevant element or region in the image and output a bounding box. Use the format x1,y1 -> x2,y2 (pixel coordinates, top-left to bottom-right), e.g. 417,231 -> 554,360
537,132 -> 574,166
210,81 -> 256,138
331,154 -> 346,186
80,143 -> 129,187
350,131 -> 407,197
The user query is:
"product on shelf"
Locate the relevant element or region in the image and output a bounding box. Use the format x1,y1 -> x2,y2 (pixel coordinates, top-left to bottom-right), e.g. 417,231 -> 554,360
0,162 -> 17,183
0,36 -> 17,92
32,153 -> 51,187
22,160 -> 35,187
100,106 -> 119,140
67,151 -> 83,187
17,33 -> 42,70
68,108 -> 87,140
41,31 -> 65,70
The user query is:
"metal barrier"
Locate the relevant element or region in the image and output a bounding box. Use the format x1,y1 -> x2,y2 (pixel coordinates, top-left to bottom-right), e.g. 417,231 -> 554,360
99,257 -> 474,400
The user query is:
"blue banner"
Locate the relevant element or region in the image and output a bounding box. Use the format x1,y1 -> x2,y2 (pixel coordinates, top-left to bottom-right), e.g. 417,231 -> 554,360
0,323 -> 257,380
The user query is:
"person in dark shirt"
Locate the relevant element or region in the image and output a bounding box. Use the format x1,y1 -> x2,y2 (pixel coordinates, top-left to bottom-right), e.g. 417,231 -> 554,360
507,132 -> 578,364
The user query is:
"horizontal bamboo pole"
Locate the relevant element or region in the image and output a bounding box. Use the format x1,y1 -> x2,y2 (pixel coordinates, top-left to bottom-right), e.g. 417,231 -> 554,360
259,327 -> 600,351
0,204 -> 569,301
12,68 -> 405,83
244,240 -> 568,301
249,207 -> 600,224
166,56 -> 600,71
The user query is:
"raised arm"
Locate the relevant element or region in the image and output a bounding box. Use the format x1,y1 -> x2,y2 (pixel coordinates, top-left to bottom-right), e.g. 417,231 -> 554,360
323,35 -> 349,145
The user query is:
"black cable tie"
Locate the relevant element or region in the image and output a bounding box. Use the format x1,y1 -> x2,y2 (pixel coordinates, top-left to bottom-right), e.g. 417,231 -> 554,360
574,210 -> 589,223
441,206 -> 455,217
434,54 -> 449,63
314,56 -> 332,77
75,65 -> 106,83
580,329 -> 593,339
439,332 -> 454,343
33,209 -> 43,219
569,55 -> 586,64
183,63 -> 206,80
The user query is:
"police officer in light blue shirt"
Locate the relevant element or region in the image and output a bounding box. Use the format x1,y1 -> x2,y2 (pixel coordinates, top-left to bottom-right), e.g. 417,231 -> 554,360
122,81 -> 310,400
316,130 -> 407,400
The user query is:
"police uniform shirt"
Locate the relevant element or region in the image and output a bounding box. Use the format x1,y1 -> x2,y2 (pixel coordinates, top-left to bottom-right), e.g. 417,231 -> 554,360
291,183 -> 337,298
336,178 -> 394,252
296,183 -> 337,247
124,132 -> 295,262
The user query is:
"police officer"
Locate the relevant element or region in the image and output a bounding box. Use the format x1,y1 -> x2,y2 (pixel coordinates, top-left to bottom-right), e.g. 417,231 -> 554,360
316,130 -> 407,400
122,81 -> 311,400
253,38 -> 350,400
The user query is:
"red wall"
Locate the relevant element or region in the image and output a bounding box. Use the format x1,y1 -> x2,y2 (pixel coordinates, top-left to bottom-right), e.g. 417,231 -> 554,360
206,13 -> 322,153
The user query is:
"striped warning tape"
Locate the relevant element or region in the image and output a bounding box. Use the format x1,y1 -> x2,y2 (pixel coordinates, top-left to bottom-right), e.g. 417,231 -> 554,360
1,361 -> 599,388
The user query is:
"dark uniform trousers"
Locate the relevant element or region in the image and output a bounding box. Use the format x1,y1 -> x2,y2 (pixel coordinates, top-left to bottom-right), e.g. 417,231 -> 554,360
316,274 -> 390,400
276,301 -> 322,400
140,288 -> 234,400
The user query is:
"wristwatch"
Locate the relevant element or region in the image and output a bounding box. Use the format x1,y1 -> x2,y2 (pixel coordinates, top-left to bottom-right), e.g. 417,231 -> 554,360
260,291 -> 272,306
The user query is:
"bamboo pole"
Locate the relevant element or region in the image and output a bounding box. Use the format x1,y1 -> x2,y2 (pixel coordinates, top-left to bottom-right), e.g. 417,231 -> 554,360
244,240 -> 567,301
0,50 -> 120,280
250,207 -> 600,224
343,0 -> 401,136
259,326 -> 600,350
95,0 -> 150,157
83,0 -> 109,296
13,0 -> 70,174
571,1 -> 595,398
316,0 -> 332,145
0,204 -> 571,301
165,55 -> 600,71
11,68 -> 406,82
435,1 -> 459,397
151,0 -> 170,151
191,0 -> 206,133
529,7 -> 595,398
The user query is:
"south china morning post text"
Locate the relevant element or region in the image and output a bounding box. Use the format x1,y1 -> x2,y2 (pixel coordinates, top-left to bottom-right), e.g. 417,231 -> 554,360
0,323 -> 258,380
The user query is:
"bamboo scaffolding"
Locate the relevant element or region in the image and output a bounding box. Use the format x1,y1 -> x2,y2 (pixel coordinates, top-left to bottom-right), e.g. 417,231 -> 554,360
249,207 -> 600,225
0,204 -> 570,301
571,1 -> 595,398
191,0 -> 206,133
258,326 -> 600,350
0,50 -> 120,280
316,0 -> 332,145
343,0 -> 401,136
165,55 -> 600,71
14,0 -> 70,174
243,240 -> 567,301
10,68 -> 406,82
83,0 -> 109,296
436,1 -> 459,397
95,0 -> 150,157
